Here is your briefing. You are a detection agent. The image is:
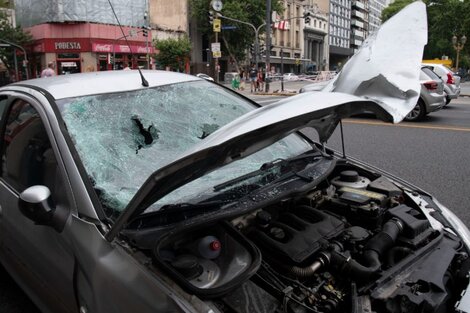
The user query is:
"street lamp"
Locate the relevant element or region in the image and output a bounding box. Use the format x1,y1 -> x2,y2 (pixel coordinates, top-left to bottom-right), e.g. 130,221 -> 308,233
452,35 -> 466,72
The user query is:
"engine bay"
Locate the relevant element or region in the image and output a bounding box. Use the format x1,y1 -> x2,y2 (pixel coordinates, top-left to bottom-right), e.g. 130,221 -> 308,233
129,162 -> 470,313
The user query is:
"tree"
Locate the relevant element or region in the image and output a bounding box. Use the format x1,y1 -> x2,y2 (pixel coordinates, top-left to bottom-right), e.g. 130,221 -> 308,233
154,36 -> 192,72
190,0 -> 283,71
381,0 -> 413,22
0,8 -> 33,80
381,0 -> 470,67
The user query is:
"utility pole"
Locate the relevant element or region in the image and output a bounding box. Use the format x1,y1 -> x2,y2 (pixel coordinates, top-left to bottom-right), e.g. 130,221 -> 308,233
145,0 -> 150,70
211,0 -> 223,82
265,0 -> 271,92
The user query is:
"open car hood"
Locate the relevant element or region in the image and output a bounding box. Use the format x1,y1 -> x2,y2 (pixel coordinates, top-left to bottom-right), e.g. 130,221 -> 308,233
105,2 -> 427,241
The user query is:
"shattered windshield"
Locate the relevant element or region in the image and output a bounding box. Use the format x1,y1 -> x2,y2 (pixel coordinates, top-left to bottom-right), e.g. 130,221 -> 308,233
57,80 -> 312,218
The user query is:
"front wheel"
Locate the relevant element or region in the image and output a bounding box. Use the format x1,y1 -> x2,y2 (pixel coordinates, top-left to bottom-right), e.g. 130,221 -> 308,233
405,99 -> 426,121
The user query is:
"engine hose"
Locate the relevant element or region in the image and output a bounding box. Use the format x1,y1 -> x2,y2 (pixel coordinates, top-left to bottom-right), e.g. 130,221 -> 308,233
331,250 -> 381,282
290,260 -> 323,278
331,219 -> 404,282
364,218 -> 403,256
289,252 -> 331,278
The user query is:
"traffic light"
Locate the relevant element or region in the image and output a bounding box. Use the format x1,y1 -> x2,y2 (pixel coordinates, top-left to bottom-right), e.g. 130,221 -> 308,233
249,44 -> 255,56
141,25 -> 149,37
209,10 -> 214,25
304,12 -> 311,24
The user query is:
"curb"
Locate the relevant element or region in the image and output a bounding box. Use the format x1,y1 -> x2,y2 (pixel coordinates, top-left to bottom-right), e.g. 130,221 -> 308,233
253,92 -> 297,96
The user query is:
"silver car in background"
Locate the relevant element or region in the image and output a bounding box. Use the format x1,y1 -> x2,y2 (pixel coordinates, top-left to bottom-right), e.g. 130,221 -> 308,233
405,66 -> 446,121
422,63 -> 461,104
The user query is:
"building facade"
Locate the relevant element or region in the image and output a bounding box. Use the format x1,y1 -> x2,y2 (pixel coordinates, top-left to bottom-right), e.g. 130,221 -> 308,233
269,0 -> 304,74
350,0 -> 369,53
13,0 -> 189,78
328,0 -> 353,70
302,1 -> 329,72
149,0 -> 189,40
368,0 -> 386,34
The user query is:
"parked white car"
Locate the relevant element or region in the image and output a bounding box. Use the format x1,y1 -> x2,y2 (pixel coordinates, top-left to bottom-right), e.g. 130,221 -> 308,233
422,63 -> 461,104
283,73 -> 299,81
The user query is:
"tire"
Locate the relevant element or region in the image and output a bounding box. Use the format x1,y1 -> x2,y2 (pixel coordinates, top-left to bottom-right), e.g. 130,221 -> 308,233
445,96 -> 451,105
405,99 -> 426,121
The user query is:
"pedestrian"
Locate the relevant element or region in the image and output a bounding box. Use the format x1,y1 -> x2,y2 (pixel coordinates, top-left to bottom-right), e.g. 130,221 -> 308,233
41,62 -> 55,78
257,70 -> 264,92
248,64 -> 258,93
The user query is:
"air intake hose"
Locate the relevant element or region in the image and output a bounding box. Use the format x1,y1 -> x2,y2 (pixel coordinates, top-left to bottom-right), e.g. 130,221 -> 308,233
331,218 -> 403,282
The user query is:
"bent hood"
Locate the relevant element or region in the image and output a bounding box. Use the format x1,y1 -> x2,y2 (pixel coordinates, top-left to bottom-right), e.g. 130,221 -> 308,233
106,2 -> 427,240
325,1 -> 427,123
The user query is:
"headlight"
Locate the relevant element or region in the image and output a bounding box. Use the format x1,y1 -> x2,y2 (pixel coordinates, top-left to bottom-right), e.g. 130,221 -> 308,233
434,198 -> 470,250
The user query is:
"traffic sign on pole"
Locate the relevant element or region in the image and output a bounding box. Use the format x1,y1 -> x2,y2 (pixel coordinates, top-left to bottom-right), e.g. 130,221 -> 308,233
213,18 -> 221,32
211,42 -> 221,52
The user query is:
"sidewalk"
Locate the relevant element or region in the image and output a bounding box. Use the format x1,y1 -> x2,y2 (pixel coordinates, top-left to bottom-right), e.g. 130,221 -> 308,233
460,81 -> 470,97
223,80 -> 311,97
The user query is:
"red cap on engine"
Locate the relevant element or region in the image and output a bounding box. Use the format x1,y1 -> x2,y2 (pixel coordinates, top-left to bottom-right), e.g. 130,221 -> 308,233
210,240 -> 221,251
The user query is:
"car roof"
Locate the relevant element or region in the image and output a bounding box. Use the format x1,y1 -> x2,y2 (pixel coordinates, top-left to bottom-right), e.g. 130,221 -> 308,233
7,70 -> 200,100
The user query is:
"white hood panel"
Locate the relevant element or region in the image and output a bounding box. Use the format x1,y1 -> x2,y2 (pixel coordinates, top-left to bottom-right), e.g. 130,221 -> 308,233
323,1 -> 428,122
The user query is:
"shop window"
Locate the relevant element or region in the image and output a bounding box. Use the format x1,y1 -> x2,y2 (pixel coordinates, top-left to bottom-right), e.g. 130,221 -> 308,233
57,53 -> 81,75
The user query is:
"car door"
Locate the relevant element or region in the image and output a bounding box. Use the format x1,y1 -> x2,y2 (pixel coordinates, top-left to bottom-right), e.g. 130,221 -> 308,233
0,96 -> 77,313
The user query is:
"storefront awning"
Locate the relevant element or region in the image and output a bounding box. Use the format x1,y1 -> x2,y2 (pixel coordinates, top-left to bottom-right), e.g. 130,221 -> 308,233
92,43 -> 154,54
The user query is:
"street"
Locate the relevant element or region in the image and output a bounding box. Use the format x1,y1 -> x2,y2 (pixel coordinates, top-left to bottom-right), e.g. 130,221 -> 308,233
1,82 -> 470,312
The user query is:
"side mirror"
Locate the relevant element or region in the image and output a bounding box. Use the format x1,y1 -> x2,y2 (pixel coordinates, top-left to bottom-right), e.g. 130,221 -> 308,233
19,185 -> 68,233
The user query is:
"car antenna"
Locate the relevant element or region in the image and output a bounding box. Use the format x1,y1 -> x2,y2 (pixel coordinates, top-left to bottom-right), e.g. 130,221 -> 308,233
106,0 -> 149,87
339,120 -> 346,158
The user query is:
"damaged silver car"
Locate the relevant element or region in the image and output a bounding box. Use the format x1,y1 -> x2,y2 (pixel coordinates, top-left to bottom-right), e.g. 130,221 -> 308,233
1,3 -> 470,313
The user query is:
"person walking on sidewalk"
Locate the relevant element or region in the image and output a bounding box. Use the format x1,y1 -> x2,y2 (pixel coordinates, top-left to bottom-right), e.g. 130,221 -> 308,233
41,62 -> 56,78
249,65 -> 258,93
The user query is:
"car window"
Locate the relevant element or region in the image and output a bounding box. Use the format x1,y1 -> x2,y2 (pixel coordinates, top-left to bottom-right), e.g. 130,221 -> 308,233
56,81 -> 312,218
1,100 -> 68,205
421,67 -> 441,81
431,66 -> 445,77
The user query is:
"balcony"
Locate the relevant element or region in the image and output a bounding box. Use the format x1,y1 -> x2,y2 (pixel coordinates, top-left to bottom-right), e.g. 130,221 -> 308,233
352,39 -> 363,46
353,1 -> 365,10
351,10 -> 365,20
351,19 -> 364,28
353,29 -> 364,38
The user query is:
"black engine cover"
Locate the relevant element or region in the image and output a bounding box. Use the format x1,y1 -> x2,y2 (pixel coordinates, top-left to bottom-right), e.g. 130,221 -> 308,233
251,206 -> 345,264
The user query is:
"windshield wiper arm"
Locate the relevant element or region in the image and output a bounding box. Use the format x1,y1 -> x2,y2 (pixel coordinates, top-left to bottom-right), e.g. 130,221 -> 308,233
213,151 -> 324,192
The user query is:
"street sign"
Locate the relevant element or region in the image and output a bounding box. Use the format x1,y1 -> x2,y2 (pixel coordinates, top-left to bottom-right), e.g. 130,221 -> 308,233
213,18 -> 221,32
212,51 -> 222,58
221,25 -> 237,30
211,42 -> 221,52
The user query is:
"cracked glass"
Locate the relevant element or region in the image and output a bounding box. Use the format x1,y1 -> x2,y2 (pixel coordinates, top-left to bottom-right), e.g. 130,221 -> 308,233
57,81 -> 311,218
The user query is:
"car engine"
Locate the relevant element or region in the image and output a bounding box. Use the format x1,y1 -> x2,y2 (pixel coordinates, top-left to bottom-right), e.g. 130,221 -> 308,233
138,163 -> 469,313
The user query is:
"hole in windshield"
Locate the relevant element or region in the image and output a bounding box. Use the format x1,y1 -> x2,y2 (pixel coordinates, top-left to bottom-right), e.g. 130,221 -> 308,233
57,81 -> 256,219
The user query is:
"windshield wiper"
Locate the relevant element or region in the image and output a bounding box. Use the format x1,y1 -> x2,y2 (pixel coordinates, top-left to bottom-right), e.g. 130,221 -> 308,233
159,200 -> 225,213
213,151 -> 324,192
